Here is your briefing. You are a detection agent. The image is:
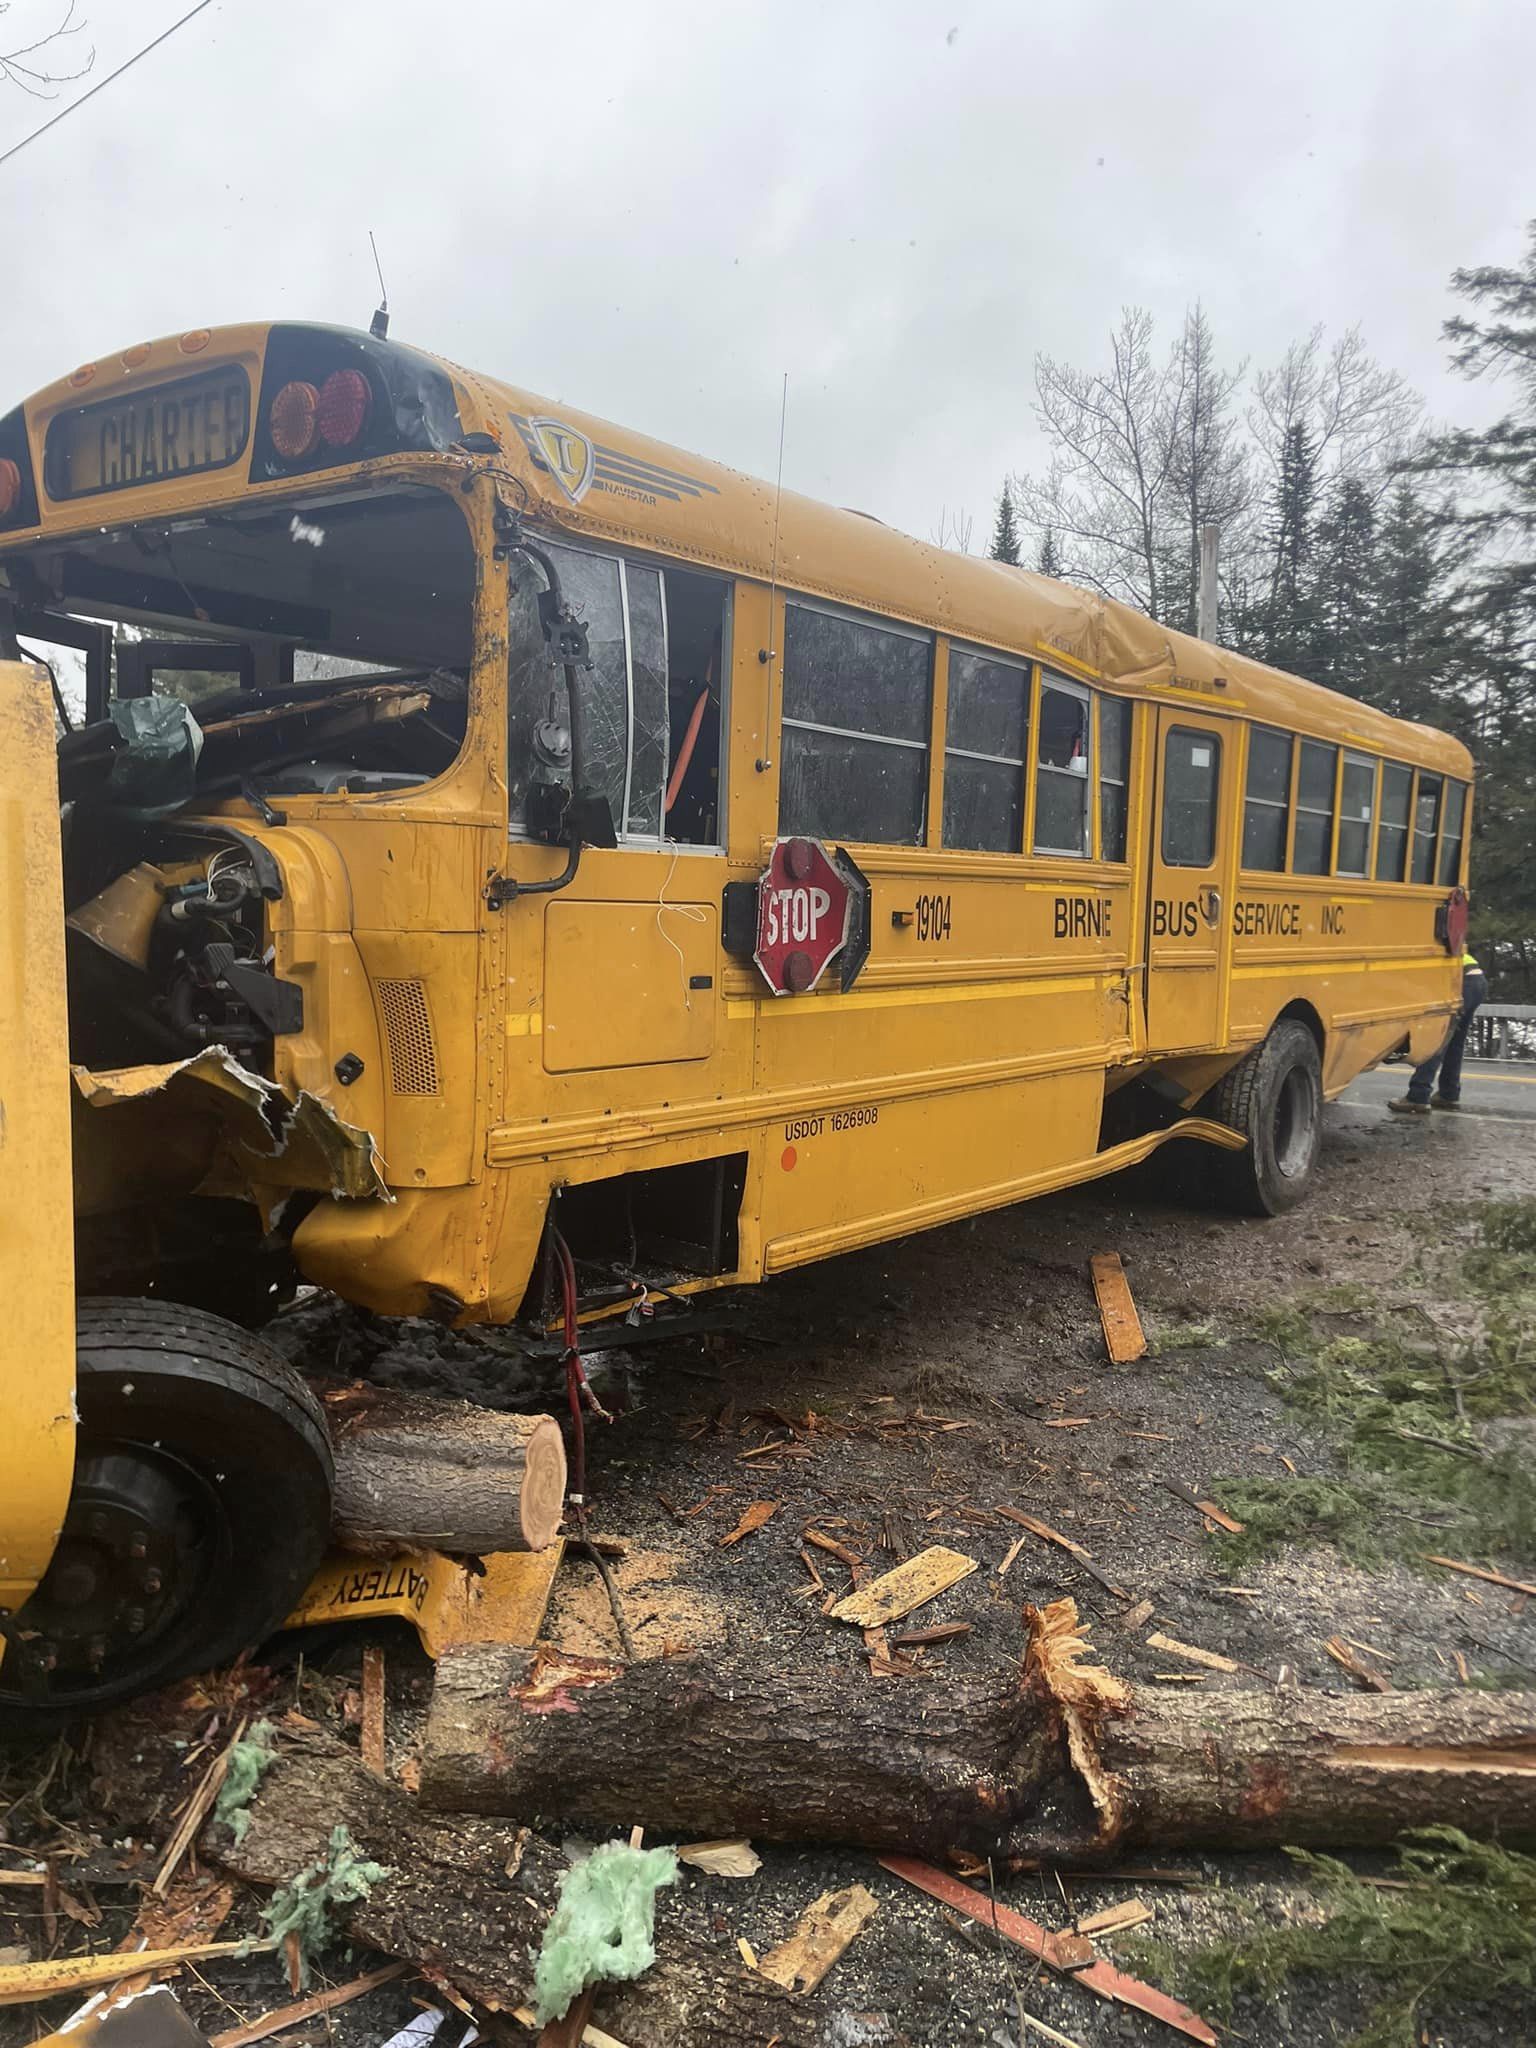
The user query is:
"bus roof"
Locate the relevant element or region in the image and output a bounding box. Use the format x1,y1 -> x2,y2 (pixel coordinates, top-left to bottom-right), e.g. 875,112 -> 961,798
8,322 -> 1472,778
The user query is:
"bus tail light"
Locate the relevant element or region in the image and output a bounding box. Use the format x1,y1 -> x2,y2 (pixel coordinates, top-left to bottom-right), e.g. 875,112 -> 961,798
316,369 -> 371,449
0,458 -> 20,519
269,381 -> 320,460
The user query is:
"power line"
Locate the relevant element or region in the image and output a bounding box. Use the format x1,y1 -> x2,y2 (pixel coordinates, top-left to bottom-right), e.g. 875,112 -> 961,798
0,0 -> 221,175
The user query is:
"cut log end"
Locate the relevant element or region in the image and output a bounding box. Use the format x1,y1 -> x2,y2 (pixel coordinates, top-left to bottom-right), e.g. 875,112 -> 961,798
517,1413 -> 568,1552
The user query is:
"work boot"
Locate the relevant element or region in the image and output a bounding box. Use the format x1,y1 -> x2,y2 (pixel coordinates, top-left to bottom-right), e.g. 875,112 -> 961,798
1389,1098 -> 1431,1116
1430,1094 -> 1463,1110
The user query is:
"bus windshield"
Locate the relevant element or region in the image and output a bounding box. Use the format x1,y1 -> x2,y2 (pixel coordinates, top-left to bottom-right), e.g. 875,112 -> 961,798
14,482 -> 475,798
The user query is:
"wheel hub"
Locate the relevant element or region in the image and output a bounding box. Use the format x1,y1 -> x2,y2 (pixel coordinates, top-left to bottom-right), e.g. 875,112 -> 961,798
3,1448 -> 206,1695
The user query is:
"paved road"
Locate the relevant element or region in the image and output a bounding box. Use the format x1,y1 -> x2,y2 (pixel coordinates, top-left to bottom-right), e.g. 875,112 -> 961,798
1342,1057 -> 1536,1122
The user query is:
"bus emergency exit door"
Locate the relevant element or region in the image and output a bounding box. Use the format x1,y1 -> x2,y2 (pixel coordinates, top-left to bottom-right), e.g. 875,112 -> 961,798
1144,706 -> 1238,1053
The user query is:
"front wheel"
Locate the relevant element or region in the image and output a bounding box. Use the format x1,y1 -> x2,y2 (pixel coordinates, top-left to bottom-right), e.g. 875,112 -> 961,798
0,1300 -> 333,1723
1204,1018 -> 1324,1217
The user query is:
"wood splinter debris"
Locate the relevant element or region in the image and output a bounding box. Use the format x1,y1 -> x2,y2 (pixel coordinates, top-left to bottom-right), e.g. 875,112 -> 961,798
1421,1554 -> 1536,1599
719,1499 -> 779,1547
1076,1898 -> 1154,1938
1144,1632 -> 1241,1675
1161,1480 -> 1245,1536
209,1961 -> 410,2048
829,1546 -> 978,1629
995,1507 -> 1130,1601
1325,1636 -> 1392,1693
757,1883 -> 878,1994
1090,1252 -> 1147,1364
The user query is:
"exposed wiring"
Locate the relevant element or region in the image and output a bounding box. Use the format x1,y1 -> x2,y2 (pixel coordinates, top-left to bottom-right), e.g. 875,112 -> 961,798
549,1221 -> 635,1660
655,846 -> 708,1010
663,684 -> 709,813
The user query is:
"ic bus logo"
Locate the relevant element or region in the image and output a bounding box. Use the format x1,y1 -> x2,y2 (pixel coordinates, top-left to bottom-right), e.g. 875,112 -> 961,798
526,417 -> 595,504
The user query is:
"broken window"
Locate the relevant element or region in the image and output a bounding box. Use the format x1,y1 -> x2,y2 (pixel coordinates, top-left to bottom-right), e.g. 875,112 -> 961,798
507,542 -> 727,847
941,645 -> 1028,853
779,600 -> 931,845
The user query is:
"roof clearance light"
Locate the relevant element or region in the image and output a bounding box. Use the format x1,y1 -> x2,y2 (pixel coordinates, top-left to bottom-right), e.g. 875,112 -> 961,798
0,458 -> 20,518
270,380 -> 320,460
316,368 -> 371,449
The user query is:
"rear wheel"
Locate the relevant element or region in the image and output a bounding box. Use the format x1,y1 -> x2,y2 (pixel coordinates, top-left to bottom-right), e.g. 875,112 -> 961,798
1205,1018 -> 1324,1216
0,1300 -> 333,1722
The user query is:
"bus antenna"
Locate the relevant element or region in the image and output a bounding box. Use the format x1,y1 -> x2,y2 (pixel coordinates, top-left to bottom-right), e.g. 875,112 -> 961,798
755,371 -> 789,773
368,231 -> 390,340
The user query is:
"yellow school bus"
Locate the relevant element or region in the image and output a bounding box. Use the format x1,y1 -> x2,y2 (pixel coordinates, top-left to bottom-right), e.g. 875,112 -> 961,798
0,321 -> 1470,1710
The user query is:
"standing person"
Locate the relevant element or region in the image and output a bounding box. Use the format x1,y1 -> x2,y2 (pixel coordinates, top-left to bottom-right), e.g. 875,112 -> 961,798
1391,951 -> 1487,1114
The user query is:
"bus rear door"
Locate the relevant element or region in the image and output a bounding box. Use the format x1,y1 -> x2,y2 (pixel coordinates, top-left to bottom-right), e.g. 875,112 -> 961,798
1144,707 -> 1238,1052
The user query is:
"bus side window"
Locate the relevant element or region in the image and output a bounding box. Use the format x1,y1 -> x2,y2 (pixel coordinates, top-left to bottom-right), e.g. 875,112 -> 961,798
1411,773 -> 1443,884
942,646 -> 1028,852
1098,697 -> 1132,861
1033,676 -> 1091,856
1336,753 -> 1378,877
1242,727 -> 1292,872
1293,740 -> 1338,875
1438,780 -> 1468,885
779,601 -> 931,844
1376,762 -> 1413,880
1161,727 -> 1220,866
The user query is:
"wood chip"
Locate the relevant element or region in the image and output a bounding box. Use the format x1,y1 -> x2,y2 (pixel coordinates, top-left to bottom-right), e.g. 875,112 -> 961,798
803,1528 -> 861,1569
361,1645 -> 386,1778
152,1714 -> 248,1897
758,1884 -> 878,1994
677,1839 -> 762,1878
209,1962 -> 409,2048
1324,1636 -> 1392,1693
1119,1598 -> 1156,1633
829,1546 -> 977,1629
1421,1555 -> 1536,1598
1454,1649 -> 1471,1684
1161,1480 -> 1244,1535
1076,1899 -> 1153,1937
512,2009 -> 630,2048
1090,1252 -> 1147,1363
878,1857 -> 1216,2044
995,1507 -> 1129,1600
719,1500 -> 779,1547
1016,2009 -> 1088,2048
889,1622 -> 972,1648
736,1936 -> 759,1970
1144,1631 -> 1240,1675
998,1535 -> 1027,1577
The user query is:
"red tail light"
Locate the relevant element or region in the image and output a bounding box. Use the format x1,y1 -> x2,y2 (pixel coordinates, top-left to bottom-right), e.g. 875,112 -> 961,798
270,380 -> 319,460
0,457 -> 20,518
316,368 -> 371,448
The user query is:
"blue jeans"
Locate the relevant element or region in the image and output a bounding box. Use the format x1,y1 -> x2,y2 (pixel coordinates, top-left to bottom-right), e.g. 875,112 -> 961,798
1407,968 -> 1487,1103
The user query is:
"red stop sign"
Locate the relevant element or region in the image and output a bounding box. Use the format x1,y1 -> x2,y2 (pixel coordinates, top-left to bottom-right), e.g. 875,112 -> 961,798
754,837 -> 853,995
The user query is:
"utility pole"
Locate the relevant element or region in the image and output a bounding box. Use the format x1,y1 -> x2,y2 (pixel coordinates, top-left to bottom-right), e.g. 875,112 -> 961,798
1197,523 -> 1219,644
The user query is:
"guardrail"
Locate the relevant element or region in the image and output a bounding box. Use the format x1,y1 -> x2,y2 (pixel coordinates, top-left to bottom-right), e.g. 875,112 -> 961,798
1474,1003 -> 1536,1061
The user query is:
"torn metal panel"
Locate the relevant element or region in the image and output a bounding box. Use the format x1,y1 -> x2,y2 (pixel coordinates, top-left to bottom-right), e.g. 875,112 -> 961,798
72,1046 -> 390,1213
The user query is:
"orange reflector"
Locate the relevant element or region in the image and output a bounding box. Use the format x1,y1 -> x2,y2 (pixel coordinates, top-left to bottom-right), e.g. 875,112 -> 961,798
68,363 -> 97,389
316,368 -> 371,448
179,329 -> 212,354
121,344 -> 151,369
270,380 -> 320,460
0,458 -> 20,518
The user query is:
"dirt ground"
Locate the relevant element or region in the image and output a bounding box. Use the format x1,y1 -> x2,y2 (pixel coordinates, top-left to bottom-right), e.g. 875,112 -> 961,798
4,1095 -> 1535,2048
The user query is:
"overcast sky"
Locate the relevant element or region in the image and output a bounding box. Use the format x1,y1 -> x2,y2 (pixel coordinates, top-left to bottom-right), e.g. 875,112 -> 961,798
4,0 -> 1531,545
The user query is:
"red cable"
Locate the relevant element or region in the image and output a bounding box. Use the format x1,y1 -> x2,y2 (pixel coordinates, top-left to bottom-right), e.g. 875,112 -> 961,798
664,686 -> 710,814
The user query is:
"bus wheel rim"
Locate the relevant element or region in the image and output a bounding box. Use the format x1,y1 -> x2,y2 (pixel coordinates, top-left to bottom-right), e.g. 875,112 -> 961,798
1273,1065 -> 1319,1179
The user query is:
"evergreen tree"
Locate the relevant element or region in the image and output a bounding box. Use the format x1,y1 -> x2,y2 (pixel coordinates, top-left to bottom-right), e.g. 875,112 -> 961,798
1036,527 -> 1062,578
1312,475 -> 1378,700
1366,483 -> 1464,727
1260,420 -> 1324,674
1415,222 -> 1536,994
989,484 -> 1022,564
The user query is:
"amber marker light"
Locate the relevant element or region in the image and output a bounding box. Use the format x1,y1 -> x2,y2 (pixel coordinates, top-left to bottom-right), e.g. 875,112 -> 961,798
121,344 -> 151,369
68,364 -> 96,389
179,330 -> 212,354
270,380 -> 320,460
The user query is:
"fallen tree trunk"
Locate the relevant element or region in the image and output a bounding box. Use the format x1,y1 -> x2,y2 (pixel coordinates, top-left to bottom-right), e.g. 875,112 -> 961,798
209,1730 -> 821,2048
418,1608 -> 1536,1864
319,1381 -> 565,1555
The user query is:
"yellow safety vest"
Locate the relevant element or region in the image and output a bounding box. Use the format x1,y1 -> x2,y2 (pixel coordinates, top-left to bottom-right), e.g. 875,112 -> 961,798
1462,951 -> 1480,970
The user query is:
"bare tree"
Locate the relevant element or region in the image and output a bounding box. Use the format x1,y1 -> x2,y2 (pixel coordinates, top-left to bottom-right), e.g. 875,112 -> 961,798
929,504 -> 974,555
0,0 -> 92,97
1163,304 -> 1251,635
1011,308 -> 1181,619
1250,325 -> 1421,492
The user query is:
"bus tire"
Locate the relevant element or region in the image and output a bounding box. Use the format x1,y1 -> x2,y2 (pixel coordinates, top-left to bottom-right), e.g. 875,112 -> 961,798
0,1300 -> 333,1723
1207,1019 -> 1323,1217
